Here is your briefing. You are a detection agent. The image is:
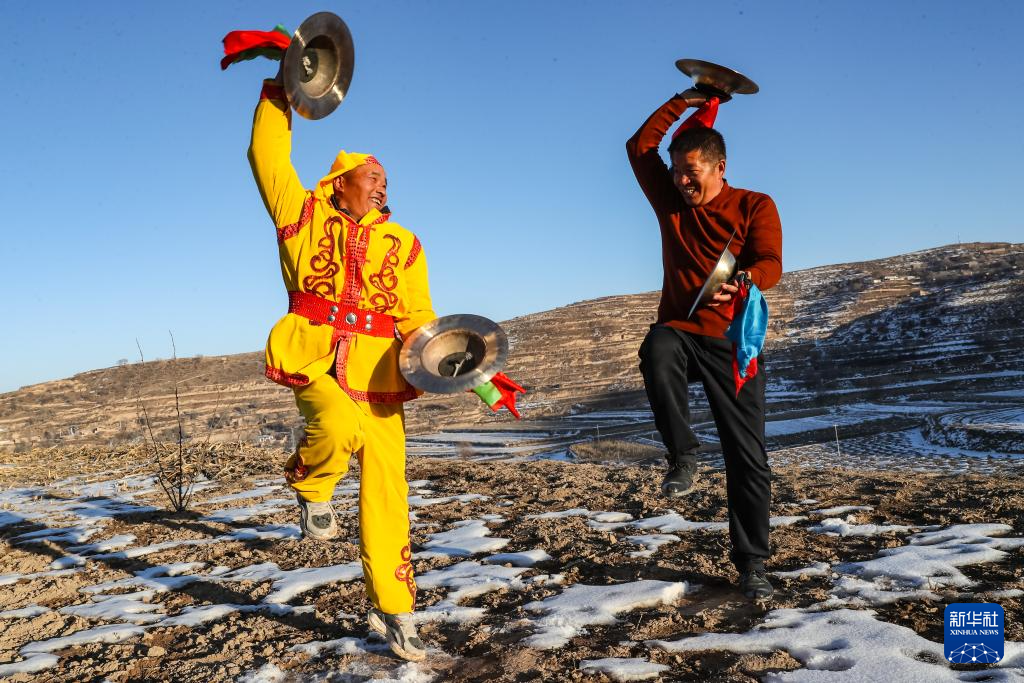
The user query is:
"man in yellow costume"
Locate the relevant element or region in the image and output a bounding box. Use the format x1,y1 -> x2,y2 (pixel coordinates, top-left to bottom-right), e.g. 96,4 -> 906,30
248,70 -> 436,661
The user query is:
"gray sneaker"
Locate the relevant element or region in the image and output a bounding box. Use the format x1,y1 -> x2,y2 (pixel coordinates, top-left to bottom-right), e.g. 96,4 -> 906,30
368,608 -> 427,662
296,493 -> 338,540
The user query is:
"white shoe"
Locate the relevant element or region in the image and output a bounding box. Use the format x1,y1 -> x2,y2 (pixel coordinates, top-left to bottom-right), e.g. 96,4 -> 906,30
368,608 -> 427,662
296,493 -> 338,540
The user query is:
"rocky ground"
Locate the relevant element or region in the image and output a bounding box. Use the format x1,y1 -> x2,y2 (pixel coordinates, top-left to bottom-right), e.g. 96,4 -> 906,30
1,444 -> 1022,682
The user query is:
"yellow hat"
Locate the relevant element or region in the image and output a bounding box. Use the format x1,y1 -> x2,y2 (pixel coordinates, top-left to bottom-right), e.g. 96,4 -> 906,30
318,150 -> 383,188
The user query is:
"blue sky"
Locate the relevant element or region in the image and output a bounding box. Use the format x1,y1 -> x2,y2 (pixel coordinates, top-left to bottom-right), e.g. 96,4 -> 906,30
2,1 -> 1022,392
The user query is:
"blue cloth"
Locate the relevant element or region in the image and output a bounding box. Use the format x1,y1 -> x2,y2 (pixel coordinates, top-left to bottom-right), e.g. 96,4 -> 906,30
725,283 -> 768,378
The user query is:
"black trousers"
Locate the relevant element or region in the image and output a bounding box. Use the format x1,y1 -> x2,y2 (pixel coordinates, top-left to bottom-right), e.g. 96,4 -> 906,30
639,324 -> 771,570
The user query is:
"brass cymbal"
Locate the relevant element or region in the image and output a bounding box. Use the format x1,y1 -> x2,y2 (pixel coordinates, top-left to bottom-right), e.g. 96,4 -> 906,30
399,314 -> 509,394
675,59 -> 759,102
283,12 -> 354,120
688,234 -> 738,319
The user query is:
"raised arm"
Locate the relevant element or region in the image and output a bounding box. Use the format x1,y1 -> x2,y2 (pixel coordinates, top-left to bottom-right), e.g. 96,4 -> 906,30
625,93 -> 692,214
247,78 -> 309,230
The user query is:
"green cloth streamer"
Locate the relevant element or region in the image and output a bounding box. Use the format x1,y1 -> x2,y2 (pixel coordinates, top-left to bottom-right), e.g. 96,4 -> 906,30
233,47 -> 287,63
472,381 -> 502,407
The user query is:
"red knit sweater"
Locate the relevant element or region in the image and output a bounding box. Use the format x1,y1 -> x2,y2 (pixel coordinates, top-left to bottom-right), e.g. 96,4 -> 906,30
627,94 -> 783,339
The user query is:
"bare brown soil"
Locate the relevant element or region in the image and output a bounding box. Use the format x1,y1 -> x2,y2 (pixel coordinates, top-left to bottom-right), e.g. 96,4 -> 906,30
1,445 -> 1021,682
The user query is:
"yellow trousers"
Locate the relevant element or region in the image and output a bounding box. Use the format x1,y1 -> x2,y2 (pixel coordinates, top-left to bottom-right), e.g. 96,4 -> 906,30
284,373 -> 415,614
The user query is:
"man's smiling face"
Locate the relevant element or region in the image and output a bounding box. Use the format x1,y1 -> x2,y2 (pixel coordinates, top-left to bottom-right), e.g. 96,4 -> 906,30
671,148 -> 726,207
334,164 -> 388,220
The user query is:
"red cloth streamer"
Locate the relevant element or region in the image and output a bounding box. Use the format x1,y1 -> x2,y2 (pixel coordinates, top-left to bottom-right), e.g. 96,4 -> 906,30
489,372 -> 526,420
732,350 -> 758,398
671,96 -> 720,140
221,29 -> 291,70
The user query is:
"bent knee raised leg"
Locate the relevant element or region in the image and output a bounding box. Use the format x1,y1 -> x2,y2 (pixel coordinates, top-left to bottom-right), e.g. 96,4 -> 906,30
305,414 -> 363,456
640,326 -> 687,371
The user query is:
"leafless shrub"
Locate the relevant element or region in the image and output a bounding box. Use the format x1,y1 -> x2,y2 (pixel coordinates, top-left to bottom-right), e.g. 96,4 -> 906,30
134,333 -> 227,512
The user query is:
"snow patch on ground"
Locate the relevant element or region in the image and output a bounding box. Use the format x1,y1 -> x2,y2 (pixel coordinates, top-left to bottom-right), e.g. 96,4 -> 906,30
838,524 -> 1024,591
80,557 -> 362,609
59,594 -> 166,624
0,567 -> 81,586
589,511 -> 634,524
524,507 -> 636,532
0,604 -> 52,619
289,635 -> 390,657
0,654 -> 60,677
649,607 -> 1020,682
202,485 -> 283,504
242,653 -> 439,682
827,576 -> 938,606
482,548 -> 552,567
158,602 -> 314,627
772,562 -> 831,579
66,533 -> 137,554
91,524 -> 301,562
808,505 -> 873,516
417,560 -> 529,604
201,498 -> 293,523
770,516 -> 807,527
579,657 -> 670,681
236,663 -> 287,683
625,534 -> 680,558
524,580 -> 690,649
213,560 -> 364,604
526,507 -> 594,520
408,493 -> 489,507
82,562 -> 209,595
629,512 -> 728,534
419,519 -> 510,558
20,623 -> 147,655
809,518 -> 916,537
416,560 -> 530,624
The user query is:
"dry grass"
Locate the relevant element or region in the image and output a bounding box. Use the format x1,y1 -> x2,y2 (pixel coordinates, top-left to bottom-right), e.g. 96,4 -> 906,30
568,438 -> 664,464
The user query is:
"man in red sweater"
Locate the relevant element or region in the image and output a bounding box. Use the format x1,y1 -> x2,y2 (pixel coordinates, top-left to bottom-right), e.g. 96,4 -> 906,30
626,88 -> 783,600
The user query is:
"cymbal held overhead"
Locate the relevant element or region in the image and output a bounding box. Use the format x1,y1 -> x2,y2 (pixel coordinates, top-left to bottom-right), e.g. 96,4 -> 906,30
221,12 -> 354,120
675,59 -> 759,103
284,12 -> 354,120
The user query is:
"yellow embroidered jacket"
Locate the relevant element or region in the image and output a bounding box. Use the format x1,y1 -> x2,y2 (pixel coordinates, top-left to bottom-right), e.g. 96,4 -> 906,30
249,81 -> 436,402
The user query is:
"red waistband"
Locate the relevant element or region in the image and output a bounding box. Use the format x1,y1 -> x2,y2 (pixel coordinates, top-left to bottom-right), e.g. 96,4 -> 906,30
287,291 -> 396,338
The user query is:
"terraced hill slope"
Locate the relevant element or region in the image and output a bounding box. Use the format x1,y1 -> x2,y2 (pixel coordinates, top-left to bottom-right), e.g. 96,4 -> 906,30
1,242 -> 1021,452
